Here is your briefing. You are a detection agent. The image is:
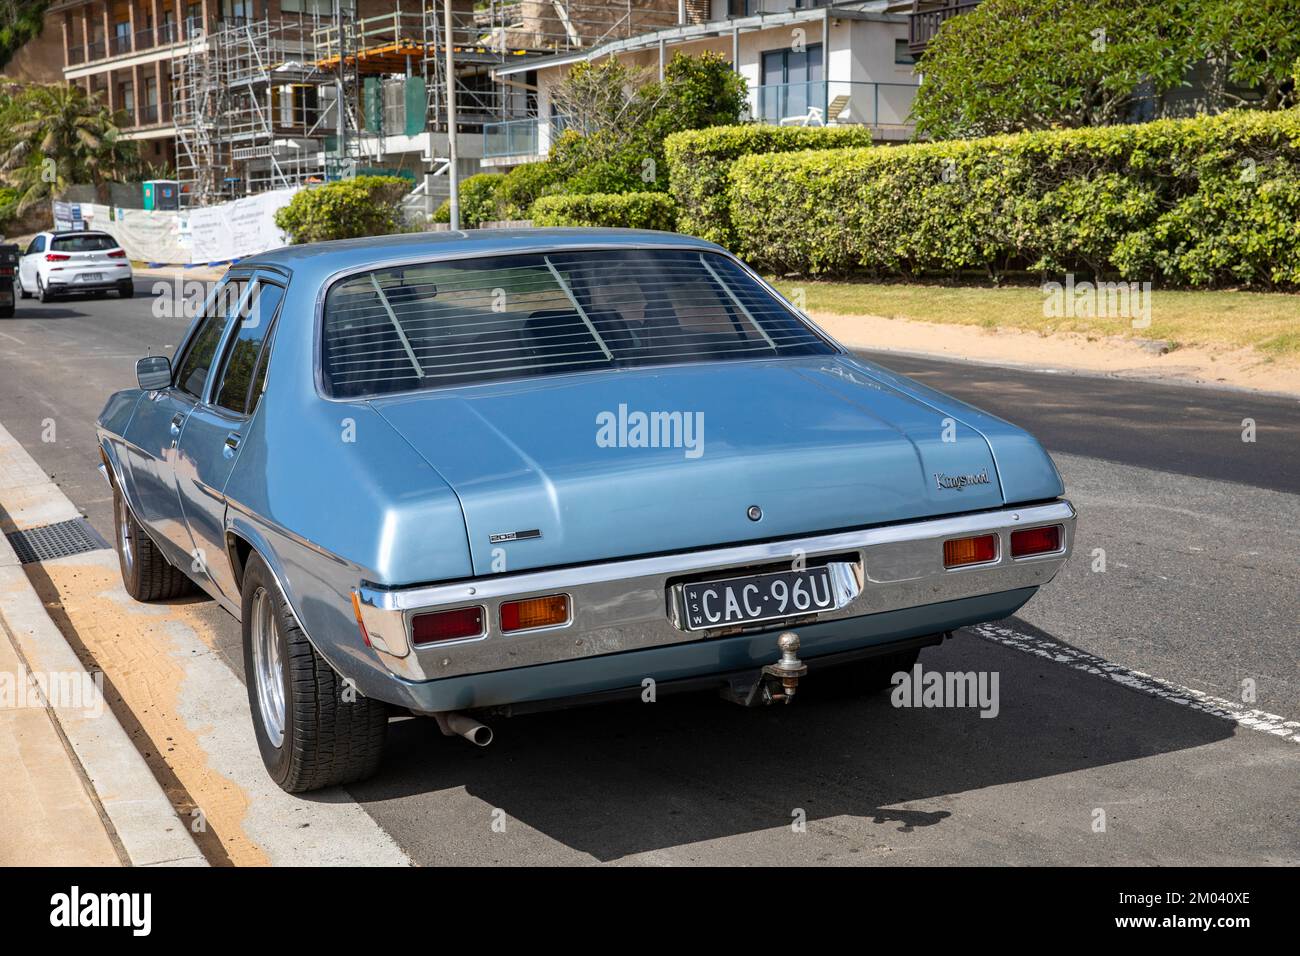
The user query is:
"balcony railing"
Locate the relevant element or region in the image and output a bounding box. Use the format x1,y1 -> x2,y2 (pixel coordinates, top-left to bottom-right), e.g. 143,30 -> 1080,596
139,104 -> 160,125
110,32 -> 133,56
483,115 -> 571,160
908,0 -> 982,56
86,39 -> 106,61
754,80 -> 918,129
68,45 -> 85,65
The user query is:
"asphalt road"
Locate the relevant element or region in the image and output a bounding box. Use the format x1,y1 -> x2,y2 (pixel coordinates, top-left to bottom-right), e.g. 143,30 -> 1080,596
0,284 -> 1296,865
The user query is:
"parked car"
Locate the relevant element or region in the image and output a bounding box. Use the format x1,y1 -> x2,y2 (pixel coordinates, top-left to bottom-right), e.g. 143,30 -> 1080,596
96,229 -> 1075,793
18,230 -> 134,302
0,244 -> 17,318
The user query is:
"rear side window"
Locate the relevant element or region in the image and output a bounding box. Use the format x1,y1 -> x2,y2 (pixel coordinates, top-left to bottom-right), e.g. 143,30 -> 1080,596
213,282 -> 283,414
174,279 -> 249,399
50,234 -> 118,252
321,249 -> 834,398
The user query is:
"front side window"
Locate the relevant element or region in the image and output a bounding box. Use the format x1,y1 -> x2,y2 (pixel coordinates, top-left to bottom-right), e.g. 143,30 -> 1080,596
174,279 -> 249,399
26,236 -> 46,255
213,282 -> 284,414
321,249 -> 834,398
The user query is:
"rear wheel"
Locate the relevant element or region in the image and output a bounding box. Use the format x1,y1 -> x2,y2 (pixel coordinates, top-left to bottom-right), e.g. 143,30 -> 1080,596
36,276 -> 54,303
242,552 -> 388,793
117,280 -> 134,299
112,481 -> 194,601
18,277 -> 31,299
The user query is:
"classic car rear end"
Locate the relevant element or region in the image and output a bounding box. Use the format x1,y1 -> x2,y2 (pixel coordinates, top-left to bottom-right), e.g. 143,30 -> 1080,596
97,229 -> 1073,793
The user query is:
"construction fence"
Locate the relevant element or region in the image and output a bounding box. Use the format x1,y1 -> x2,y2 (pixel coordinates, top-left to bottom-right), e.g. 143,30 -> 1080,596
53,188 -> 301,266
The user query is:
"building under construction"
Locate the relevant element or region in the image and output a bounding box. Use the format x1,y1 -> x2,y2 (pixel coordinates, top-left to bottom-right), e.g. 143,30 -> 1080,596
165,1 -> 683,210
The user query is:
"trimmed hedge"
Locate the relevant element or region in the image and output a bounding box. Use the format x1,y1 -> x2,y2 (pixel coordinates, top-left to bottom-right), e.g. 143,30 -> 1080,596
728,109 -> 1300,288
531,191 -> 678,232
665,125 -> 881,247
274,176 -> 411,244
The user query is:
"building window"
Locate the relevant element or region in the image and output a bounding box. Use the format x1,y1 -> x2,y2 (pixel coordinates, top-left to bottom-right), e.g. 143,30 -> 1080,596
119,80 -> 135,120
894,39 -> 916,66
759,43 -> 824,122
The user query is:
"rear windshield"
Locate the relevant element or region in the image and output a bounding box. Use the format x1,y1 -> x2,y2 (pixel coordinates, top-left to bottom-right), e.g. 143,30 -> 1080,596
321,248 -> 835,397
50,234 -> 118,252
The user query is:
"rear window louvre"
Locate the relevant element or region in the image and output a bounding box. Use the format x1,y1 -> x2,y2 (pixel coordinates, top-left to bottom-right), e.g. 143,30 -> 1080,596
321,248 -> 835,398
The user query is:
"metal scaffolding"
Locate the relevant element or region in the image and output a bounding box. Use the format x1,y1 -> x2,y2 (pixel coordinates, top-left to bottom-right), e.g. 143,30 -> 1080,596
171,2 -> 682,208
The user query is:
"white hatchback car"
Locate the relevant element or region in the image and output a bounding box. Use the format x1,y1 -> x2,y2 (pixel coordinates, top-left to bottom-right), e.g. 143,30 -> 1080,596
18,231 -> 134,302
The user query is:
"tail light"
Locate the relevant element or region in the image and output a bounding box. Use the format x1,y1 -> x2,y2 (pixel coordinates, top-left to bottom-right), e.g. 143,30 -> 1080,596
1011,525 -> 1062,558
108,249 -> 127,258
943,534 -> 998,568
500,594 -> 569,632
411,606 -> 485,645
0,267 -> 12,277
45,253 -> 70,262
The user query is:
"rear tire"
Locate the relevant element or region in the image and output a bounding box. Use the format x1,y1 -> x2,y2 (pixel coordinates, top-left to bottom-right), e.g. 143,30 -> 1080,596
18,277 -> 31,299
117,280 -> 134,299
242,552 -> 388,793
112,480 -> 195,601
36,276 -> 53,303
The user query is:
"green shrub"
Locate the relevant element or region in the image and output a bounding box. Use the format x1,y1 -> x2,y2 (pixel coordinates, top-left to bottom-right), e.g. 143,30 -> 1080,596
727,108 -> 1300,288
494,161 -> 564,220
531,192 -> 678,232
432,172 -> 504,227
274,176 -> 411,244
665,125 -> 881,247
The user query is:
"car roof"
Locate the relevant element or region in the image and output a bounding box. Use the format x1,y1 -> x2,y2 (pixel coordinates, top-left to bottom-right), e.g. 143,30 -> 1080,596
239,227 -> 725,286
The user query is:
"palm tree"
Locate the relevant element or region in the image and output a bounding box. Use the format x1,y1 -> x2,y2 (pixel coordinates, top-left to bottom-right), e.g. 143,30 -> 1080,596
0,83 -> 141,215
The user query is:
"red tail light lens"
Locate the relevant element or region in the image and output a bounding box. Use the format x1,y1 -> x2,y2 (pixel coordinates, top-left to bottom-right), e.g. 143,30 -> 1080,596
943,534 -> 998,568
500,594 -> 569,632
45,253 -> 70,262
1011,525 -> 1062,557
108,249 -> 127,258
411,606 -> 484,645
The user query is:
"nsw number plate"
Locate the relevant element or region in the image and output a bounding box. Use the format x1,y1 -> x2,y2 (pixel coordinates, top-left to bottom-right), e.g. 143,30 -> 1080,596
80,273 -> 102,282
681,566 -> 836,631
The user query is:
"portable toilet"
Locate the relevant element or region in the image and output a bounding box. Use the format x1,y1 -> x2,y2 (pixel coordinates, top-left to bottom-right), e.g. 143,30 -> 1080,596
143,180 -> 180,211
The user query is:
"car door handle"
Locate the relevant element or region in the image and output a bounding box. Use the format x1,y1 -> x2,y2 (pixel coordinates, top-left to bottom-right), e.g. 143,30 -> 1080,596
169,412 -> 185,434
223,432 -> 242,457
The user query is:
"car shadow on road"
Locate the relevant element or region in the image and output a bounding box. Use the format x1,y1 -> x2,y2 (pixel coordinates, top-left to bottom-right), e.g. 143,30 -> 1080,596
348,620 -> 1239,862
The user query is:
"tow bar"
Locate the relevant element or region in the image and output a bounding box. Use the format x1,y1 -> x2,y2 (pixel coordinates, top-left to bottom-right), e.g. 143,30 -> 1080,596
721,631 -> 808,707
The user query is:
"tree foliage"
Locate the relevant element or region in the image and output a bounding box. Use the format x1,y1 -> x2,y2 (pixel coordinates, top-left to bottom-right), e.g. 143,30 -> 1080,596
0,83 -> 142,219
0,1 -> 50,71
548,51 -> 747,194
912,0 -> 1300,139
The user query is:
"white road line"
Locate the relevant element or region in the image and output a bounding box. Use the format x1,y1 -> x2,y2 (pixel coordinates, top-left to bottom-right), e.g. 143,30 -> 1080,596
971,622 -> 1300,744
0,332 -> 24,346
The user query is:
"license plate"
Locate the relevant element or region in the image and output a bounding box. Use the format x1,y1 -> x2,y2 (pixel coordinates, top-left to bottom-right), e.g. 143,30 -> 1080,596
79,273 -> 102,282
681,566 -> 836,631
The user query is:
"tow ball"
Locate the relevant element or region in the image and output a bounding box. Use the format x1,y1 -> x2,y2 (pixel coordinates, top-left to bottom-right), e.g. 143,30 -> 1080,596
762,631 -> 808,704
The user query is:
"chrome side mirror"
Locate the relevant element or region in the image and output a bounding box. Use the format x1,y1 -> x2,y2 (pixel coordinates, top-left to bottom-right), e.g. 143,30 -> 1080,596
136,355 -> 172,391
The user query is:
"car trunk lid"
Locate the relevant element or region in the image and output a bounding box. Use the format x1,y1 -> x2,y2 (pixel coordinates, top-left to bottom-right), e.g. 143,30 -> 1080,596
371,356 -> 1006,575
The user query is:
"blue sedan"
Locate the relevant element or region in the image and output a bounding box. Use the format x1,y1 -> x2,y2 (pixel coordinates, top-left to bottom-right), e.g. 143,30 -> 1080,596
97,228 -> 1074,792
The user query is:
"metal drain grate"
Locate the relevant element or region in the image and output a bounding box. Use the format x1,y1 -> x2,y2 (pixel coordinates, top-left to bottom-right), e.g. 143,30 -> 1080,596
5,517 -> 110,565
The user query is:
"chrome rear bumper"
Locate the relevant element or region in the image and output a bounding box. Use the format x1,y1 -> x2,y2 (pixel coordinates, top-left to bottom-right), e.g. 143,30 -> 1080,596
359,500 -> 1075,682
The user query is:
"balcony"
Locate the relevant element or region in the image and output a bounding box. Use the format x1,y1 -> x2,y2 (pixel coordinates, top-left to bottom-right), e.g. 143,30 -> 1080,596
110,32 -> 133,56
908,0 -> 982,57
482,115 -> 571,164
753,80 -> 918,133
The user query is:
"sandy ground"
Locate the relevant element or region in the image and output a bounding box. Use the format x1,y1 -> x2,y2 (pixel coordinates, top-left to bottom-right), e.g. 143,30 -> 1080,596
811,310 -> 1300,397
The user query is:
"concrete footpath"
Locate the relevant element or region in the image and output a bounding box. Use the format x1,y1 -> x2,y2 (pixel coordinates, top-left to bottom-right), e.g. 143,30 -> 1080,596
0,421 -> 207,866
